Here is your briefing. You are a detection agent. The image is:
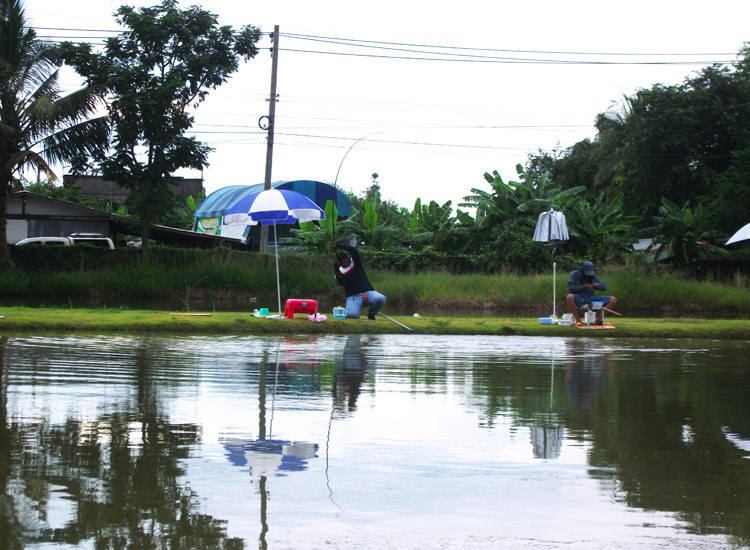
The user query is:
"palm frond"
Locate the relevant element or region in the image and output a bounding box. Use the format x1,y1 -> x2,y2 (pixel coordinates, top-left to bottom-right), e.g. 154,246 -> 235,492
4,149 -> 56,182
39,115 -> 110,164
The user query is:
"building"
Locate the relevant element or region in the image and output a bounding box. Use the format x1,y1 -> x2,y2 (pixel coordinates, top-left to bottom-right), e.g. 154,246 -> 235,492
6,191 -> 245,249
62,174 -> 203,207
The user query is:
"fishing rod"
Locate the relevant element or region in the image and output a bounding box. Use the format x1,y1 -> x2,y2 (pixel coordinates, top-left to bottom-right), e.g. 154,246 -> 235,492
377,312 -> 413,332
591,303 -> 622,316
331,132 -> 384,245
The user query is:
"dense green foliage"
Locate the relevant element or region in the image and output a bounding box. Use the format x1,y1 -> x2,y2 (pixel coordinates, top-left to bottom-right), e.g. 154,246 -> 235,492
291,44 -> 750,269
525,50 -> 750,265
59,0 -> 262,255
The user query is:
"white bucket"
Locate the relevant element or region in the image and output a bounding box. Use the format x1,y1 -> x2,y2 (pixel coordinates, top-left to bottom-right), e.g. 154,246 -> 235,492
584,311 -> 596,325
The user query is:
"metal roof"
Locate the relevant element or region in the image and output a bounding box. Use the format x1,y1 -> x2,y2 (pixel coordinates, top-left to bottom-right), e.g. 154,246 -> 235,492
194,180 -> 353,219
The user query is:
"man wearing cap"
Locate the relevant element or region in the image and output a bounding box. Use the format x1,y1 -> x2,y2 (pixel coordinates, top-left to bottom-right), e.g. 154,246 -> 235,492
566,261 -> 617,326
333,242 -> 386,320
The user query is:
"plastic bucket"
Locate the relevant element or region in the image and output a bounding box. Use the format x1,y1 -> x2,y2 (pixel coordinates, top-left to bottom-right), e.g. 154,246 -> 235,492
333,306 -> 346,320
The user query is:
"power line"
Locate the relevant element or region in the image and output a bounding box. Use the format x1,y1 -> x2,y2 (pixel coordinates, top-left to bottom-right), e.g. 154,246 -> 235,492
35,26 -> 736,58
280,47 -> 733,65
280,32 -> 737,57
274,132 -> 553,150
33,26 -> 737,65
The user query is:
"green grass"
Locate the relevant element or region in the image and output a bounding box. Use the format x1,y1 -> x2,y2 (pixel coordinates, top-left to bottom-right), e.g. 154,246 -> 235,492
372,267 -> 750,316
0,307 -> 746,339
1,251 -> 748,317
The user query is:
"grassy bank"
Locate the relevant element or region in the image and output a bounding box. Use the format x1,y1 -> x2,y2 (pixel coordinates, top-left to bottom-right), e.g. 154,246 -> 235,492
0,307 -> 747,339
1,251 -> 748,317
374,267 -> 750,317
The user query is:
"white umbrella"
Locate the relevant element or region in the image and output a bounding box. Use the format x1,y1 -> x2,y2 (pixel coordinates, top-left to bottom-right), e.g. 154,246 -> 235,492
533,209 -> 569,320
533,209 -> 569,243
224,189 -> 325,316
725,222 -> 750,248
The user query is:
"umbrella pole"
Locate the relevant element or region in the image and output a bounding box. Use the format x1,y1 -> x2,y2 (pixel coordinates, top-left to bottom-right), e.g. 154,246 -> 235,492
274,221 -> 281,317
552,261 -> 556,320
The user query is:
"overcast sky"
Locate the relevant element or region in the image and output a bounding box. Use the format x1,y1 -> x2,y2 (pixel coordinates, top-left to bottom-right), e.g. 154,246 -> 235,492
26,0 -> 750,211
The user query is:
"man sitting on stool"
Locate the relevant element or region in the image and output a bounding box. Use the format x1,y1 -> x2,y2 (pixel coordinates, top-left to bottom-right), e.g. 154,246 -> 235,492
334,242 -> 386,320
566,261 -> 617,326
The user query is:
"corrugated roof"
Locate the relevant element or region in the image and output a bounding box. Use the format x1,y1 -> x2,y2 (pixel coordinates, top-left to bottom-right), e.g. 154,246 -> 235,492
194,180 -> 353,219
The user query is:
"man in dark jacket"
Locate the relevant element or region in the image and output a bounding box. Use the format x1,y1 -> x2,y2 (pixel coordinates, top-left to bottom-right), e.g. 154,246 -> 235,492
334,242 -> 386,320
566,261 -> 617,326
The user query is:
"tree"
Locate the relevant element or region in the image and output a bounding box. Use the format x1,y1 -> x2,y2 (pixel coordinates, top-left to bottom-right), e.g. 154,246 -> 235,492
617,61 -> 750,220
0,0 -> 108,262
642,198 -> 730,266
23,179 -> 100,207
708,148 -> 750,234
61,0 -> 261,257
526,141 -> 601,204
591,96 -> 633,198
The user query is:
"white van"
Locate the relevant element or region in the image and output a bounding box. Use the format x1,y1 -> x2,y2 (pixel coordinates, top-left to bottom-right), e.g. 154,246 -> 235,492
16,233 -> 115,249
16,236 -> 72,246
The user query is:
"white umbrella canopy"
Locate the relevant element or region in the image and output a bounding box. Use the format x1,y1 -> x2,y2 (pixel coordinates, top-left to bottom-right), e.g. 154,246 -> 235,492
224,189 -> 325,316
533,209 -> 570,244
224,188 -> 326,227
725,222 -> 750,247
533,209 -> 570,321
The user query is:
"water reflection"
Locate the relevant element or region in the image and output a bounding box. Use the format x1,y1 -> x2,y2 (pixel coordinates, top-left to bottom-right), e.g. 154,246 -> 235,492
0,336 -> 243,549
0,334 -> 748,549
563,339 -> 613,412
332,335 -> 369,415
219,348 -> 319,550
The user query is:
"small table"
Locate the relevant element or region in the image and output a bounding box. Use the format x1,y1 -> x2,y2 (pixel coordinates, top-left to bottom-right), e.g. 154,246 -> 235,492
284,299 -> 318,319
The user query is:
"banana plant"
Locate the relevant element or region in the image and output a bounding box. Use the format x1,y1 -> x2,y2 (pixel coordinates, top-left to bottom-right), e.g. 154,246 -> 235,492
286,200 -> 358,252
363,201 -> 378,233
461,165 -> 584,230
567,192 -> 641,263
641,198 -> 730,265
409,198 -> 422,234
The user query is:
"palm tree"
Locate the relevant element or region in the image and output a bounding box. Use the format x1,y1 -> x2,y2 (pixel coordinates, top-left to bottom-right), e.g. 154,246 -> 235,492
0,0 -> 108,261
592,95 -> 633,200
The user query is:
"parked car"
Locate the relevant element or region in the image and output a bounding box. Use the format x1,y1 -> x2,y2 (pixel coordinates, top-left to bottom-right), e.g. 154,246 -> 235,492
16,233 -> 115,249
15,236 -> 72,246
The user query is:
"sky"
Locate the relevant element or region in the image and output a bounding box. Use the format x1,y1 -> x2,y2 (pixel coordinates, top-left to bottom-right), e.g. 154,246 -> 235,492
25,0 -> 750,211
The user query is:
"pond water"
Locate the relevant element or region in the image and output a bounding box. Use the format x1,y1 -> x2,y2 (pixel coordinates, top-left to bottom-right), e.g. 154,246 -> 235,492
1,334 -> 749,549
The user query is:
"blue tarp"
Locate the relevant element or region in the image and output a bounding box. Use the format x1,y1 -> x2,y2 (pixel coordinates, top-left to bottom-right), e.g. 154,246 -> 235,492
195,180 -> 353,220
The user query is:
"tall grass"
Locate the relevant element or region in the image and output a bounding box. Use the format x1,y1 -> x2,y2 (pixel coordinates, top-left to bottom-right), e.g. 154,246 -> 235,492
0,248 -> 747,316
374,265 -> 749,315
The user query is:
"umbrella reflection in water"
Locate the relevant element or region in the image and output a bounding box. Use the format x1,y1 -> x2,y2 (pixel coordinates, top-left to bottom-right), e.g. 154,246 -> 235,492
219,347 -> 318,549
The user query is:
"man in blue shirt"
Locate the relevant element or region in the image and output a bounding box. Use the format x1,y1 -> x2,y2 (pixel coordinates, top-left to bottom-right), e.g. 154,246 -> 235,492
566,261 -> 618,326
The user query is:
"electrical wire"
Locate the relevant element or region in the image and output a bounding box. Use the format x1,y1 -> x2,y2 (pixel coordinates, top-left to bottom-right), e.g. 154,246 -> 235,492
280,32 -> 737,57
33,26 -> 737,65
279,47 -> 732,65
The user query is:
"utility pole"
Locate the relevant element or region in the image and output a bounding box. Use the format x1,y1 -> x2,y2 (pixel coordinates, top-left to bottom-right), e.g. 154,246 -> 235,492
259,25 -> 279,253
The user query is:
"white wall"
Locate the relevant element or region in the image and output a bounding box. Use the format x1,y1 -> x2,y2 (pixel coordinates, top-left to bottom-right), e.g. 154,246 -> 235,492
7,219 -> 28,244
